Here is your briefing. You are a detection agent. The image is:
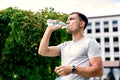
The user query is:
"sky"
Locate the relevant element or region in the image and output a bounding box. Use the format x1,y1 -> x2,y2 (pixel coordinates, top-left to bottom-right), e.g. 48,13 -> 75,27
0,0 -> 120,17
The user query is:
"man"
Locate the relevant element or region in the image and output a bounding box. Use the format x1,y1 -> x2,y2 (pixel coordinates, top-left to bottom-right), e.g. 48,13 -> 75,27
38,12 -> 103,80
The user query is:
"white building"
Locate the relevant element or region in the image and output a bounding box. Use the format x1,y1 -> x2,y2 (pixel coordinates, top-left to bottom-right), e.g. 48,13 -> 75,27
84,14 -> 120,80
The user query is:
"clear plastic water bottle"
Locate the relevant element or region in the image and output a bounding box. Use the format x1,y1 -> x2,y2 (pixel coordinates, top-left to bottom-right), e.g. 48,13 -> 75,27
46,19 -> 67,29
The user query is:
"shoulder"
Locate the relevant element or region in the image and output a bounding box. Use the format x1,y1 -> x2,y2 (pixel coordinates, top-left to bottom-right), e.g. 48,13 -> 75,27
84,36 -> 100,48
84,37 -> 99,45
57,41 -> 72,48
89,38 -> 100,46
61,41 -> 72,46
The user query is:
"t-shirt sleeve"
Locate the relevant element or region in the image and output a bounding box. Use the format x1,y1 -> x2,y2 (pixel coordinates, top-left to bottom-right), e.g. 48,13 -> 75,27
87,39 -> 101,58
57,41 -> 68,52
57,43 -> 62,51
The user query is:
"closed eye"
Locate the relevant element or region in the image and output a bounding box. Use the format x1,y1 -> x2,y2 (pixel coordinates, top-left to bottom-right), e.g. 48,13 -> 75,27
68,17 -> 75,20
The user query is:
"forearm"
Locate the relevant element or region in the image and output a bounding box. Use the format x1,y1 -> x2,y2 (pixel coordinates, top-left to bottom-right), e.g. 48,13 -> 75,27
38,27 -> 53,55
76,66 -> 103,78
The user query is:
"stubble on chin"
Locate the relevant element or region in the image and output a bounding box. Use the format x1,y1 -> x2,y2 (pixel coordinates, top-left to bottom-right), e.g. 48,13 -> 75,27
66,29 -> 72,34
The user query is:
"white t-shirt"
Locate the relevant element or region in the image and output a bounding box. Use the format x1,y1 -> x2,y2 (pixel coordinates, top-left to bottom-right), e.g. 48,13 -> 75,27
57,37 -> 101,80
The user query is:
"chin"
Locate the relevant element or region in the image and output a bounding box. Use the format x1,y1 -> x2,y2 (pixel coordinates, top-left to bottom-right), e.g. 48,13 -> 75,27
67,30 -> 72,34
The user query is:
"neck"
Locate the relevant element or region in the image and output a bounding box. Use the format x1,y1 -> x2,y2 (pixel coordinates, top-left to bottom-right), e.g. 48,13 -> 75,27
72,31 -> 84,42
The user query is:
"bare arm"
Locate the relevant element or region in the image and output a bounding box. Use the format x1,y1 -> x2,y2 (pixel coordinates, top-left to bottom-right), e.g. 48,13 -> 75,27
38,26 -> 62,57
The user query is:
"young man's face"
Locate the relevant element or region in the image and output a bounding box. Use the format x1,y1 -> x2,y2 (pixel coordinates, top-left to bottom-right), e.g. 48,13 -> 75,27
66,13 -> 82,34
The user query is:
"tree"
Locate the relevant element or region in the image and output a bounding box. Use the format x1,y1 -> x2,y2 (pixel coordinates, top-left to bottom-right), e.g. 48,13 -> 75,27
0,7 -> 70,80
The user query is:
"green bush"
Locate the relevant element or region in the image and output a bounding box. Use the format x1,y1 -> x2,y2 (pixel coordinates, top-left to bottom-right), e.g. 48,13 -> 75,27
0,7 -> 70,80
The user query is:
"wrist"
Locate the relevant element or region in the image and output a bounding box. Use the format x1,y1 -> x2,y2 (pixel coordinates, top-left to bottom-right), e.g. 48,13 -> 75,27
71,65 -> 77,74
45,27 -> 54,34
46,26 -> 54,32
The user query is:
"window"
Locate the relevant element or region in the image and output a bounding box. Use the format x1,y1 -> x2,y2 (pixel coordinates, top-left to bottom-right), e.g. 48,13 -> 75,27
87,22 -> 91,27
113,37 -> 119,42
112,20 -> 118,25
104,21 -> 109,26
87,29 -> 92,33
104,28 -> 109,32
105,57 -> 110,61
105,47 -> 110,52
96,38 -> 100,43
104,37 -> 109,43
96,28 -> 100,33
114,47 -> 119,52
95,22 -> 100,26
113,27 -> 118,32
114,57 -> 119,60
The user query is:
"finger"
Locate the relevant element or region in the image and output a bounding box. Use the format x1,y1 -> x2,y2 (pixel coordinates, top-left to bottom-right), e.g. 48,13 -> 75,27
55,67 -> 63,74
58,71 -> 65,76
54,67 -> 59,72
56,24 -> 64,29
55,68 -> 62,74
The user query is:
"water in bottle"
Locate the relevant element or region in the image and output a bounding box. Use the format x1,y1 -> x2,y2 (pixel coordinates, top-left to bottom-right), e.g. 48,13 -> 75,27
47,19 -> 67,29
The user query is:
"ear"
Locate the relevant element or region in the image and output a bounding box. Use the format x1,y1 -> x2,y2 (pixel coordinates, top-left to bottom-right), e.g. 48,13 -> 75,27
80,21 -> 85,28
